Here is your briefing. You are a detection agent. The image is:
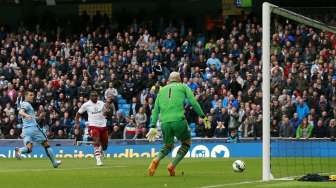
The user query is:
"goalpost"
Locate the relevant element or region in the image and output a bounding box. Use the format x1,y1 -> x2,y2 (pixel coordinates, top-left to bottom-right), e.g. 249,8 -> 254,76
262,2 -> 336,181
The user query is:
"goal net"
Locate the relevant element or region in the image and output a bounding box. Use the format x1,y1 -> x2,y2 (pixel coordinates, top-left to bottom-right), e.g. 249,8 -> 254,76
262,2 -> 336,181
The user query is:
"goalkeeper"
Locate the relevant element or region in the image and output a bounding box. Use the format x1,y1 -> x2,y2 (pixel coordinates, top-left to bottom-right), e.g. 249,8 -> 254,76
146,71 -> 210,176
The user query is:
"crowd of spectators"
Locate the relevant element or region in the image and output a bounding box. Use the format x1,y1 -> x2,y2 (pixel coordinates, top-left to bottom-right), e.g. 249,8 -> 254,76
0,11 -> 336,141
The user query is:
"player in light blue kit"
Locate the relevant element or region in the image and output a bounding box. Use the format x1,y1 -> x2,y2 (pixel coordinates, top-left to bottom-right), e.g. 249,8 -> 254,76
15,90 -> 61,168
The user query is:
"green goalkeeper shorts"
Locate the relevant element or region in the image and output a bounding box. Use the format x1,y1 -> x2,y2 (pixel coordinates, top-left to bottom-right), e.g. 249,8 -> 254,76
161,120 -> 191,145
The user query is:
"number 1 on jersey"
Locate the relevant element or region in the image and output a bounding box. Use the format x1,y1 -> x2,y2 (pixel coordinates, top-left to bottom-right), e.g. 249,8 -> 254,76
168,88 -> 172,99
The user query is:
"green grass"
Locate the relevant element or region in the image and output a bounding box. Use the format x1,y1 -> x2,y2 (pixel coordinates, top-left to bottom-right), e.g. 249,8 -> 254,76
0,158 -> 335,188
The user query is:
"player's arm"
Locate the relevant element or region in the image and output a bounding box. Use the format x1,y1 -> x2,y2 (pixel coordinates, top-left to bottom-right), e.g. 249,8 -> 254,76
184,85 -> 211,129
18,103 -> 32,120
150,94 -> 160,128
147,94 -> 160,142
75,103 -> 86,126
184,85 -> 205,118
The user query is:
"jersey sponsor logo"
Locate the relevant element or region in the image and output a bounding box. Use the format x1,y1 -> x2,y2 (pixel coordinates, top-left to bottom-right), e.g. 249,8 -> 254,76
90,109 -> 102,115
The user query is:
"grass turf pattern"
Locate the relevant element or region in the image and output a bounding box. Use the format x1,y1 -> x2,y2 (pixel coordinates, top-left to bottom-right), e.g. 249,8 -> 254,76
0,158 -> 335,188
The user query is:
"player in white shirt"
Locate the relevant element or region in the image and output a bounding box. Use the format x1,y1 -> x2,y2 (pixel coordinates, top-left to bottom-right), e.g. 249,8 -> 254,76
75,91 -> 112,166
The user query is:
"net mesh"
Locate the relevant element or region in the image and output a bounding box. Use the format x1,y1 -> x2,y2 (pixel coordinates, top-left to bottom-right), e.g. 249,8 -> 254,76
271,139 -> 336,178
268,6 -> 336,179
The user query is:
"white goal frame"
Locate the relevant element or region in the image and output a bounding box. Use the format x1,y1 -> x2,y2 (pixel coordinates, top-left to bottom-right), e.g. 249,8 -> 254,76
262,2 -> 336,181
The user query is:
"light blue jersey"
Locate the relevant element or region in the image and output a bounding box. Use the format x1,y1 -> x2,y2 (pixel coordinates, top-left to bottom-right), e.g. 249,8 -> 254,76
20,101 -> 38,128
20,101 -> 46,144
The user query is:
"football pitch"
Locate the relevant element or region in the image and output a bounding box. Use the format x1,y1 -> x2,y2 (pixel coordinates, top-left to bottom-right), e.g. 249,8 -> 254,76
0,158 -> 335,188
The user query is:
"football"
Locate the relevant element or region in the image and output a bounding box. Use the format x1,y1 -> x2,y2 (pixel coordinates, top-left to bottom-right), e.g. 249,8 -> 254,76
232,160 -> 246,172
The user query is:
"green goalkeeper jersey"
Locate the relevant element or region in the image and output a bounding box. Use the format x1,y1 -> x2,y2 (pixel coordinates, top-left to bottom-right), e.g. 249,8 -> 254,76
150,81 -> 205,127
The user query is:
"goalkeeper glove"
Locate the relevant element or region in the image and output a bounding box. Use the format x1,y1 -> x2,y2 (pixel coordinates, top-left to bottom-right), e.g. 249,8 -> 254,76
146,128 -> 159,142
202,116 -> 211,129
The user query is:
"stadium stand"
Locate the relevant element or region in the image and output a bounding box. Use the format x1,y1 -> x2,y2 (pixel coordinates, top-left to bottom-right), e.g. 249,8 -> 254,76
0,10 -> 335,141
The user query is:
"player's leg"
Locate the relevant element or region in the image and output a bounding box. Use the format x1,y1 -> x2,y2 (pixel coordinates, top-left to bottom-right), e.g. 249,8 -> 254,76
100,127 -> 109,157
42,141 -> 61,168
148,122 -> 174,176
32,126 -> 61,168
15,142 -> 33,159
169,120 -> 191,176
15,128 -> 34,159
90,127 -> 103,166
158,123 -> 175,161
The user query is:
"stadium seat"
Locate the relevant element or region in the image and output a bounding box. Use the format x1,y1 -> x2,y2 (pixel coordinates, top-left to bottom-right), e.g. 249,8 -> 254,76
191,131 -> 196,137
118,99 -> 127,105
190,123 -> 196,137
117,95 -> 123,100
118,108 -> 126,115
190,123 -> 196,129
121,104 -> 130,109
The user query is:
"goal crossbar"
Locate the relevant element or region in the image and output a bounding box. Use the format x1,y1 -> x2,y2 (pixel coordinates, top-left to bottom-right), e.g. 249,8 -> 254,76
272,5 -> 336,33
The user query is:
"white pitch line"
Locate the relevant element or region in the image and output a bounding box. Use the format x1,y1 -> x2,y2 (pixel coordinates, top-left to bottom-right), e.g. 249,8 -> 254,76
198,180 -> 262,188
0,165 -> 128,173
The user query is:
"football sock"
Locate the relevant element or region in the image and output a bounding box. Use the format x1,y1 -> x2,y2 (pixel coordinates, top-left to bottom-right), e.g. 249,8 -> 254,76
156,145 -> 173,161
94,145 -> 102,159
44,146 -> 57,164
172,143 -> 190,167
